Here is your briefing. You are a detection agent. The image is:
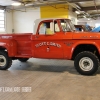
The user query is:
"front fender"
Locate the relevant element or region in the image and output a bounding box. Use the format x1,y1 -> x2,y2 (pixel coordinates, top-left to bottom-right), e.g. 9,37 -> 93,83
70,41 -> 100,59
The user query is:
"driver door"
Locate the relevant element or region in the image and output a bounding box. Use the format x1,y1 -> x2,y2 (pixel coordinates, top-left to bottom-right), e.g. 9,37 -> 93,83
33,20 -> 64,59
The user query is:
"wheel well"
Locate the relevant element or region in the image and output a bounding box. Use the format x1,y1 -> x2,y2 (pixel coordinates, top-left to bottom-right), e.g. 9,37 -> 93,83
72,44 -> 99,60
0,47 -> 7,51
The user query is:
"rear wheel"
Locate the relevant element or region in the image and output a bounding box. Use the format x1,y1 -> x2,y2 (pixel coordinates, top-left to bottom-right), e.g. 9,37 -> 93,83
18,58 -> 29,62
0,51 -> 12,70
74,51 -> 99,75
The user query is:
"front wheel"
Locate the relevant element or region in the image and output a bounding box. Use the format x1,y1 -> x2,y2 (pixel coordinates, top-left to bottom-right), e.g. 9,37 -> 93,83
74,51 -> 99,75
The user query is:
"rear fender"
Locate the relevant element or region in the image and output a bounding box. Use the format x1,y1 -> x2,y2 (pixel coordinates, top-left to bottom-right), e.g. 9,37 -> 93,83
0,40 -> 17,57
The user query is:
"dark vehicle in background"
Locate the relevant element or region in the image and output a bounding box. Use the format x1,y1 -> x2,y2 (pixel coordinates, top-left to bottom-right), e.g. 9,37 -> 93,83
75,25 -> 92,32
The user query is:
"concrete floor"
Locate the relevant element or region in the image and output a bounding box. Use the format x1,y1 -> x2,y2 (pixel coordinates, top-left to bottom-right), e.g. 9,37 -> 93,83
0,58 -> 100,100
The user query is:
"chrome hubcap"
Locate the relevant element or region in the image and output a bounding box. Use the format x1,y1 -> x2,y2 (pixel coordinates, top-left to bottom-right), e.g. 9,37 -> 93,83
0,55 -> 6,66
79,57 -> 93,71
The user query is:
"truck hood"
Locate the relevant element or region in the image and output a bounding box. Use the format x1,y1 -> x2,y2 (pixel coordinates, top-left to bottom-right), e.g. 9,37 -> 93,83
72,31 -> 100,39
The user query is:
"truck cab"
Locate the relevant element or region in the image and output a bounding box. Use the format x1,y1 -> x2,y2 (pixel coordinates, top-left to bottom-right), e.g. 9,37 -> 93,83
32,18 -> 75,59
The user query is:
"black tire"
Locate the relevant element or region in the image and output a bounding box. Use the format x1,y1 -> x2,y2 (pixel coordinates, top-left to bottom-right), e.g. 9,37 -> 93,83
0,51 -> 12,70
18,58 -> 29,62
74,51 -> 99,75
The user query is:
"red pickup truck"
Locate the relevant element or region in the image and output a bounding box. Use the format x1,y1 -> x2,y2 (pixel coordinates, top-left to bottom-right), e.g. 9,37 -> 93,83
0,18 -> 100,75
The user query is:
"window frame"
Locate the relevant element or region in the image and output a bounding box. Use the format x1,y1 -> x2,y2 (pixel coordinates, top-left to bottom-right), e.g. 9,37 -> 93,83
0,9 -> 5,32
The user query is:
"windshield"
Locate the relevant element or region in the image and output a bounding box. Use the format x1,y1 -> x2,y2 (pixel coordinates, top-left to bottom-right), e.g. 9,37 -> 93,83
60,19 -> 76,32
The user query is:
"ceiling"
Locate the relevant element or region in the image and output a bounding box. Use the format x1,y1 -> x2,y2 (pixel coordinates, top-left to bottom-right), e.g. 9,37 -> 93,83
0,0 -> 100,19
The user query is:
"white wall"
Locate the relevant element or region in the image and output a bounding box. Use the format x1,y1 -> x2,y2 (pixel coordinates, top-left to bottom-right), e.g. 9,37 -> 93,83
77,18 -> 100,28
68,6 -> 77,24
87,19 -> 100,28
4,6 -> 77,34
13,8 -> 40,33
6,11 -> 13,33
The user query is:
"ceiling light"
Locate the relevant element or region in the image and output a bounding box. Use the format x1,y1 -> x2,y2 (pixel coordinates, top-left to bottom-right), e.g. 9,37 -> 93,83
74,4 -> 81,9
11,2 -> 21,6
75,11 -> 80,14
83,16 -> 86,18
88,18 -> 91,20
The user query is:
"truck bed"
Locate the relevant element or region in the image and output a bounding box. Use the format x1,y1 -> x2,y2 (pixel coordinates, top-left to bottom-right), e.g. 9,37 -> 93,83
0,33 -> 32,40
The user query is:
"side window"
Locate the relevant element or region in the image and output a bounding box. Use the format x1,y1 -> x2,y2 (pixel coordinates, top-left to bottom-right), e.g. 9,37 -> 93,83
39,21 -> 55,35
38,21 -> 60,35
39,23 -> 46,35
45,22 -> 54,35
